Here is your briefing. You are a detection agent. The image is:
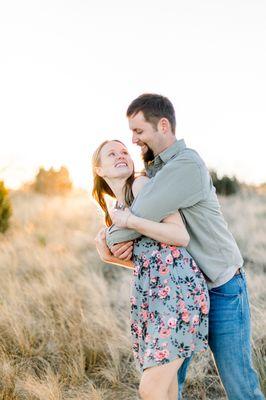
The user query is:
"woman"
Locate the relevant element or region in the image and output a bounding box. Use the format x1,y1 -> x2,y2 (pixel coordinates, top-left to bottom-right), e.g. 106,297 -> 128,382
92,139 -> 209,400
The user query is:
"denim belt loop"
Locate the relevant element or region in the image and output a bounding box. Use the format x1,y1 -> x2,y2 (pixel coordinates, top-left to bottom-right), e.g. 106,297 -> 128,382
240,266 -> 246,276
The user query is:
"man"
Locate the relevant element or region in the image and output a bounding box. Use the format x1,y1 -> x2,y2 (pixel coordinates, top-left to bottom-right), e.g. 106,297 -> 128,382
96,93 -> 264,399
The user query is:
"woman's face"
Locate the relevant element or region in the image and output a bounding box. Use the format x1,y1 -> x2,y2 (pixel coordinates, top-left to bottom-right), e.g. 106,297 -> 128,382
96,141 -> 134,180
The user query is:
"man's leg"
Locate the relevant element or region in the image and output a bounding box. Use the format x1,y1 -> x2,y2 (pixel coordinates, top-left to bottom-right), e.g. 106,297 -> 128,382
177,354 -> 193,400
208,269 -> 265,399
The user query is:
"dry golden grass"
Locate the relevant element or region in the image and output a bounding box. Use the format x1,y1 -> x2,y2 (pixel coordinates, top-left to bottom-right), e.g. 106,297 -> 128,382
0,189 -> 265,399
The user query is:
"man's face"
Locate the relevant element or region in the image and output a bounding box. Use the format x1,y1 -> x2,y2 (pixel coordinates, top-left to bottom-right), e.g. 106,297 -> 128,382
128,111 -> 156,162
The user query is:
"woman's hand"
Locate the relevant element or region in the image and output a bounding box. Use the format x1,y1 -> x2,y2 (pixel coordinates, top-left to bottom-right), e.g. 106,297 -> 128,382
95,227 -> 113,262
109,207 -> 133,228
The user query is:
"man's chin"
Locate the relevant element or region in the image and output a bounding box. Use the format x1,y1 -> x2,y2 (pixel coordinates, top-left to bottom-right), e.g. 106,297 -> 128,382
141,146 -> 154,163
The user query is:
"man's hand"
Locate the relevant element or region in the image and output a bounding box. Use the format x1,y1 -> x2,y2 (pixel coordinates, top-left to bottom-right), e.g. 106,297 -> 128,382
95,227 -> 113,262
110,241 -> 134,260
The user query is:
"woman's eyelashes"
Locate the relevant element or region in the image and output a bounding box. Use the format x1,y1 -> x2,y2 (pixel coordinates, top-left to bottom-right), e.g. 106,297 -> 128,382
108,150 -> 128,157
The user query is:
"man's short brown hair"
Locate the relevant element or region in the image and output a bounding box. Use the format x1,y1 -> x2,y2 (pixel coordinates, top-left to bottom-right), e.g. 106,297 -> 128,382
126,93 -> 176,133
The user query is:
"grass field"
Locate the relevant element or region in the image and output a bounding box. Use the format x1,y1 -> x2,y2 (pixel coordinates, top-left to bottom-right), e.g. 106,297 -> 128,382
0,189 -> 265,399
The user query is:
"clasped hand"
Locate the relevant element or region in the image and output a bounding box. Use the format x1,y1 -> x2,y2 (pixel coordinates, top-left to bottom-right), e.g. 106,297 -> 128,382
109,207 -> 133,228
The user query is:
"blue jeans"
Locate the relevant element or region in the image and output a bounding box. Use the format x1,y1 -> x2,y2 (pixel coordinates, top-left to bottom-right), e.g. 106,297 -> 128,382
177,269 -> 265,399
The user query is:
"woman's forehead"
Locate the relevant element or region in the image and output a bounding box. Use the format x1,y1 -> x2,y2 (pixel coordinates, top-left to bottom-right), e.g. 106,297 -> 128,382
101,141 -> 127,154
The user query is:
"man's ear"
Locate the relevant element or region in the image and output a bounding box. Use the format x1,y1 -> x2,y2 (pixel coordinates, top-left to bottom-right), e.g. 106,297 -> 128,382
158,117 -> 170,134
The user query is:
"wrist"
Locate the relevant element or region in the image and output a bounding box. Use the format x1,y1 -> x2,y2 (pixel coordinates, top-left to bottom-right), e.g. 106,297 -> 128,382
127,214 -> 138,229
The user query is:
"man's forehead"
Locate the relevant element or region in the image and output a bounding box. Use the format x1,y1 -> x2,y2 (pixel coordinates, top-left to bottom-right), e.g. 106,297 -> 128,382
128,111 -> 146,129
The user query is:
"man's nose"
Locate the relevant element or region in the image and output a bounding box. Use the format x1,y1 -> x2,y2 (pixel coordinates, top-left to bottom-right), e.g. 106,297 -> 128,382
132,134 -> 138,144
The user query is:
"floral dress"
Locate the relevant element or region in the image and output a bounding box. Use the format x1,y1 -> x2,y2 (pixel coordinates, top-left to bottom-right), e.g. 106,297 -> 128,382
130,236 -> 209,373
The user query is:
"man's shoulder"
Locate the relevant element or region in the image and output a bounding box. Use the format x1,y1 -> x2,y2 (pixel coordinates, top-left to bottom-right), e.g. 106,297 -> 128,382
132,175 -> 150,197
169,146 -> 206,169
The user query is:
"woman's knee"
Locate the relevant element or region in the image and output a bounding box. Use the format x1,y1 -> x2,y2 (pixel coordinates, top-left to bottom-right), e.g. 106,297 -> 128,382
139,368 -> 167,400
139,359 -> 183,400
139,378 -> 167,400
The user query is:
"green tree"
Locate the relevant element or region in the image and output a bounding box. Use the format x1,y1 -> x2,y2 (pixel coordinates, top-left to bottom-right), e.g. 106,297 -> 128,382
0,181 -> 12,233
34,166 -> 72,195
210,170 -> 240,196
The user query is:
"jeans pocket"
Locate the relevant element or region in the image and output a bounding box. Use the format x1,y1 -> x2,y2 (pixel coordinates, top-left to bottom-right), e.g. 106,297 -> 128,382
209,275 -> 243,298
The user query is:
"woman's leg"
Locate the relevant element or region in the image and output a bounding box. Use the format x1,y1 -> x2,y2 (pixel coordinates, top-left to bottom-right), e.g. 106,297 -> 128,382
139,357 -> 184,400
168,374 -> 179,400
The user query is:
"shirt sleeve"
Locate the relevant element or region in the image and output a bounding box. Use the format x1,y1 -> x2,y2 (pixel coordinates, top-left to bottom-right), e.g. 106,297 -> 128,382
106,153 -> 209,248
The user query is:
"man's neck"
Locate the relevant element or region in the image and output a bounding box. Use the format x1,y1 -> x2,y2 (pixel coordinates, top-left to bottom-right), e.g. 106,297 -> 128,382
153,136 -> 177,157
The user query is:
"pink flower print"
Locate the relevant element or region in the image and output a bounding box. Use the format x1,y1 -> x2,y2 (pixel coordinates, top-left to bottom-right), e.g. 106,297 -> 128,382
136,326 -> 142,337
161,243 -> 168,248
192,315 -> 200,325
133,265 -> 140,275
158,286 -> 171,299
200,293 -> 206,303
143,259 -> 150,268
201,302 -> 209,315
144,348 -> 152,357
141,310 -> 148,321
181,309 -> 190,323
194,295 -> 200,305
166,254 -> 173,264
159,328 -> 171,338
132,322 -> 138,332
169,246 -> 177,251
178,299 -> 186,311
191,343 -> 195,351
159,265 -> 169,275
130,296 -> 136,305
172,249 -> 181,258
154,349 -> 170,361
150,312 -> 155,321
189,326 -> 196,334
145,334 -> 152,343
168,317 -> 177,328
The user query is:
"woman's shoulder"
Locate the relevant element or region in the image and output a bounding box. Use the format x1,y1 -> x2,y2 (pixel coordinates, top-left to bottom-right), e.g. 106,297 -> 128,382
132,174 -> 150,197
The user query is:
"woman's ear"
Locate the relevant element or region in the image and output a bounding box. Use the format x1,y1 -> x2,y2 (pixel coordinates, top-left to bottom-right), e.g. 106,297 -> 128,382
95,166 -> 104,177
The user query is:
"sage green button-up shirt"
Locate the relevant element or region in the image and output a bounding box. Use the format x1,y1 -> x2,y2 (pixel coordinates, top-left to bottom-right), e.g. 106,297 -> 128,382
106,138 -> 243,283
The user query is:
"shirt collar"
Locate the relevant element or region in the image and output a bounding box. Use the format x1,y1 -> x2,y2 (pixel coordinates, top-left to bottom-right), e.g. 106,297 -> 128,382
153,138 -> 186,165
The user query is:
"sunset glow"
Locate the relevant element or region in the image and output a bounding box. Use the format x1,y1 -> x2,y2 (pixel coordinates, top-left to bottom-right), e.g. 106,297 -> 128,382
1,0 -> 265,190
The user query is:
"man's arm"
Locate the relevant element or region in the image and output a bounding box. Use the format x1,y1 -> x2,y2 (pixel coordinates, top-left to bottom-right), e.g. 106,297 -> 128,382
106,153 -> 210,248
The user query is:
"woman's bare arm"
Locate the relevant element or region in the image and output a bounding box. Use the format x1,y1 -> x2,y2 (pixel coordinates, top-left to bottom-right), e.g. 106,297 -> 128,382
95,228 -> 134,269
111,176 -> 190,247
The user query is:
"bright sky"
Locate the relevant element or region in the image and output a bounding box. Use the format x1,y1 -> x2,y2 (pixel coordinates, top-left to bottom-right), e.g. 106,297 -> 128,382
1,0 -> 265,190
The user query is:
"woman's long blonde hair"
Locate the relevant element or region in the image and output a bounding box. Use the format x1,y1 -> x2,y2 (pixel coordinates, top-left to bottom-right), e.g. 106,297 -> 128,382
91,140 -> 135,227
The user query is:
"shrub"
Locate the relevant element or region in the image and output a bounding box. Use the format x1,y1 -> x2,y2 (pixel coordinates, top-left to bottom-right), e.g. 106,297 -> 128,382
210,170 -> 240,196
0,181 -> 12,233
34,166 -> 72,195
